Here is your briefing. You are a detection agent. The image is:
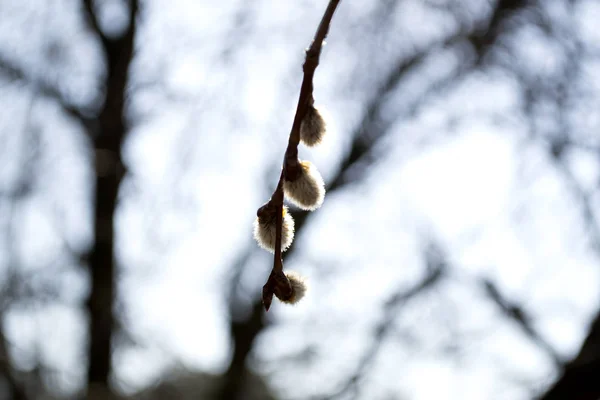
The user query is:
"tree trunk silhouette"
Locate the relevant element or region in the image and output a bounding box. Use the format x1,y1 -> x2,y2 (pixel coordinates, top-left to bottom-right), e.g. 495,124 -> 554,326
84,0 -> 138,393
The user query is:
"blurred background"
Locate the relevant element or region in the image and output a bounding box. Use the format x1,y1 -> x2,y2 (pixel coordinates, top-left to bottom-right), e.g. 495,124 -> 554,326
0,0 -> 599,399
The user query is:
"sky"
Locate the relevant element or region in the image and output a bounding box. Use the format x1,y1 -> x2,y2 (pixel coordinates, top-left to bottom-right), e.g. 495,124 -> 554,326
1,0 -> 600,399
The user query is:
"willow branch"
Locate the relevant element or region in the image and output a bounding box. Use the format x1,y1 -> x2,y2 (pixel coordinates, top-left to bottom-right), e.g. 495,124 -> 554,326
262,0 -> 341,311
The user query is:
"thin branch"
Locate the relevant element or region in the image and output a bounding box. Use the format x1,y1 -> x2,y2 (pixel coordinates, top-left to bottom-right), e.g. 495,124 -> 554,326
287,0 -> 340,149
259,0 -> 531,311
82,0 -> 111,51
261,0 -> 342,311
512,6 -> 600,396
83,0 -> 101,35
224,40 -> 468,400
318,266 -> 444,400
547,145 -> 600,256
0,54 -> 92,128
0,94 -> 44,400
481,279 -> 563,368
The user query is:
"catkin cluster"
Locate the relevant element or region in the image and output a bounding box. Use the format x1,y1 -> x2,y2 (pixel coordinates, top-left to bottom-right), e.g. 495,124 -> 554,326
253,101 -> 327,306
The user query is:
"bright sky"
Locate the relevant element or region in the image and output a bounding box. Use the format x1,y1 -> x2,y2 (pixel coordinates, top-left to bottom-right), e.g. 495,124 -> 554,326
1,1 -> 600,399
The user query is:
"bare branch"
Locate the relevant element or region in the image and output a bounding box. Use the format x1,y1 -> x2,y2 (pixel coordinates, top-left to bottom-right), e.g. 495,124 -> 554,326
551,154 -> 600,255
233,1 -> 534,396
261,0 -> 342,311
481,279 -> 563,368
319,265 -> 445,400
82,0 -> 111,51
0,54 -> 92,128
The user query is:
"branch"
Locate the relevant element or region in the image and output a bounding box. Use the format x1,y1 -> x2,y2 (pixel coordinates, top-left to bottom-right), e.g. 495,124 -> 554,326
329,49 -> 469,192
224,41 -> 465,400
327,0 -> 532,190
551,153 -> 600,255
260,0 -> 342,311
481,279 -> 563,368
469,0 -> 534,58
82,0 -> 111,51
319,265 -> 444,400
0,97 -> 44,400
235,0 -> 529,392
258,0 -> 532,311
512,9 -> 600,397
0,54 -> 92,128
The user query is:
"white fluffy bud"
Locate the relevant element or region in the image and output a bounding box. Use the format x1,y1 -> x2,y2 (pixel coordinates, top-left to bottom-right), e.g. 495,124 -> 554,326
283,160 -> 325,211
300,105 -> 326,147
253,205 -> 295,252
278,271 -> 308,305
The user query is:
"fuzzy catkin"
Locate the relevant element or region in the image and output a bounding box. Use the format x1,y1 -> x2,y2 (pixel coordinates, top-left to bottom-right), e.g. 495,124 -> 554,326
300,105 -> 326,147
253,206 -> 295,252
279,271 -> 307,304
283,160 -> 325,211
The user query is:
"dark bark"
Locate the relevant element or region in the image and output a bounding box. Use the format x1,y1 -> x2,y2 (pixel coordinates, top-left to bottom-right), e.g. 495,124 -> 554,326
220,301 -> 265,400
540,311 -> 600,400
0,320 -> 27,400
84,0 -> 138,391
470,0 -> 533,55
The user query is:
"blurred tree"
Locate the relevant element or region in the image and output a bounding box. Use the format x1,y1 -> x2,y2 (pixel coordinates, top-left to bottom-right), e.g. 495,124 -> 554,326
227,1 -> 600,399
81,0 -> 137,397
1,0 -> 138,397
0,0 -> 599,400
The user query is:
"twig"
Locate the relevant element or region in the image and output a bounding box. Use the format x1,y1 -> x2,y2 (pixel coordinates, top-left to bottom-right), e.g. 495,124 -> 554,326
83,0 -> 111,51
481,279 -> 563,368
318,266 -> 444,400
0,53 -> 92,128
261,0 -> 341,311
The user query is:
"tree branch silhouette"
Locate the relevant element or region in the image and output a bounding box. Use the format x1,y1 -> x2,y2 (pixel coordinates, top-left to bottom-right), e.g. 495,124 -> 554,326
0,54 -> 92,128
83,0 -> 138,395
260,0 -> 341,311
320,262 -> 445,400
482,279 -> 563,368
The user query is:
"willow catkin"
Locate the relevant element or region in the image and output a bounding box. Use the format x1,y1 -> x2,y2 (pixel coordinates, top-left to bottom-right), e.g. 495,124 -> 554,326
253,205 -> 295,252
276,271 -> 308,305
283,160 -> 325,211
300,105 -> 326,147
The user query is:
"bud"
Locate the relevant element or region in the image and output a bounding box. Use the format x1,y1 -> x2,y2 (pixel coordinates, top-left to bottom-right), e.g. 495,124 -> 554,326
253,204 -> 295,252
283,160 -> 325,211
276,271 -> 308,305
300,105 -> 326,147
